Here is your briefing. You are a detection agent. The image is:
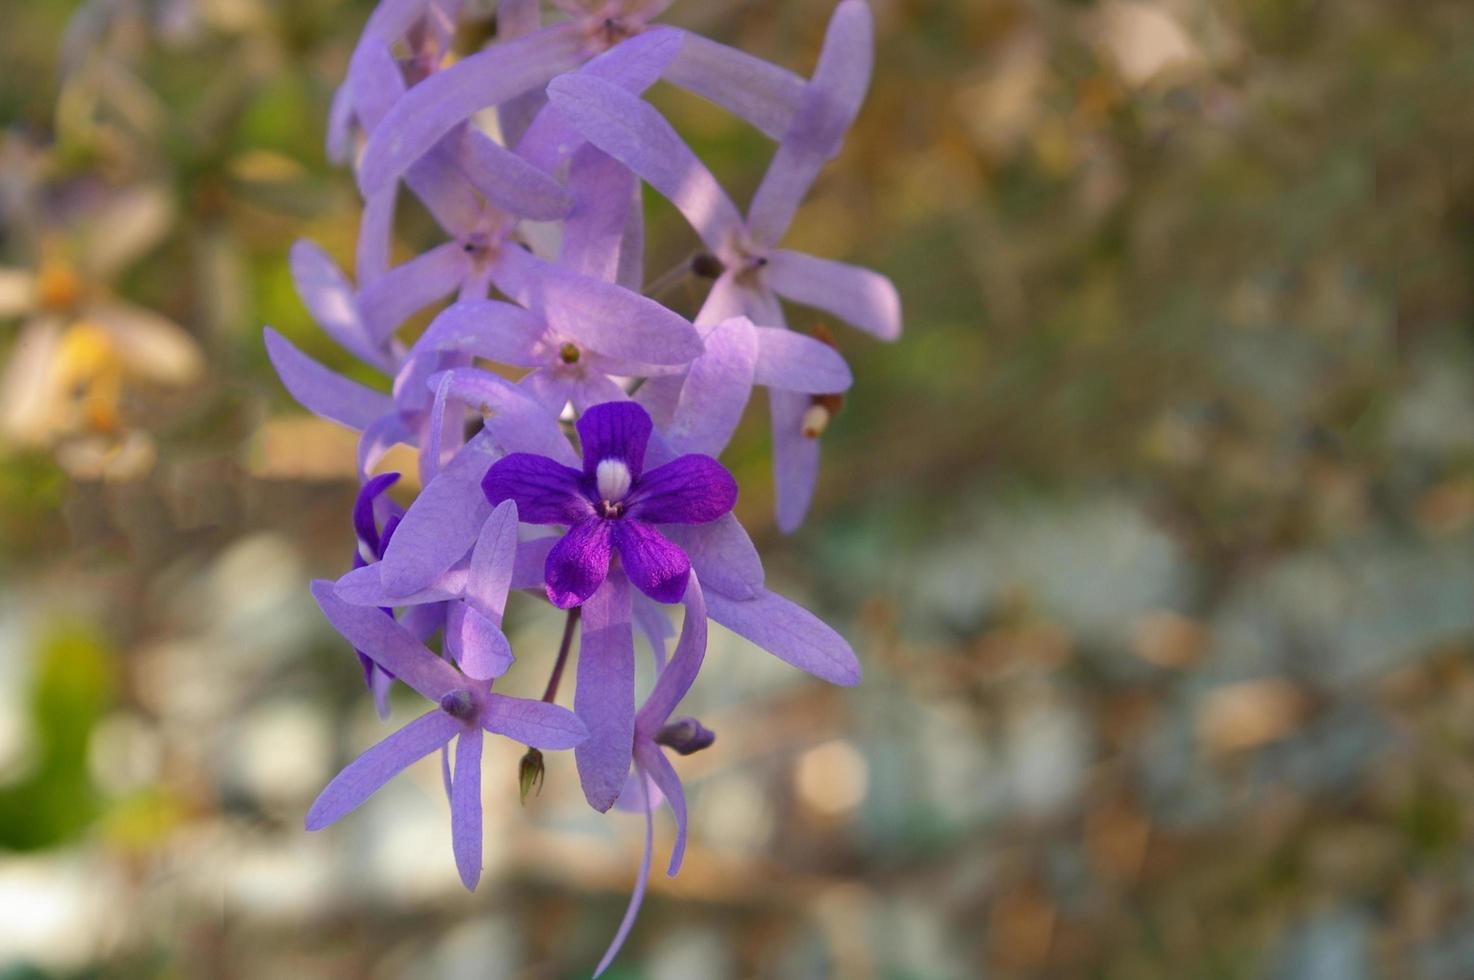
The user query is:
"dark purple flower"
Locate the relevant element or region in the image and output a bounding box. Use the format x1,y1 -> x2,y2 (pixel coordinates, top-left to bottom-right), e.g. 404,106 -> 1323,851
482,401 -> 735,608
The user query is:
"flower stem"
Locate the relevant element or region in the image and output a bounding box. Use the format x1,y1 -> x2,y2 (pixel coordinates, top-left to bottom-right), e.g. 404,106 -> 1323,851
642,252 -> 697,298
542,606 -> 581,703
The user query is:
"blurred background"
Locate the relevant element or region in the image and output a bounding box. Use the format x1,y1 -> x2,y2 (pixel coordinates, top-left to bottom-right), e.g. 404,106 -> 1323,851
2,0 -> 1474,976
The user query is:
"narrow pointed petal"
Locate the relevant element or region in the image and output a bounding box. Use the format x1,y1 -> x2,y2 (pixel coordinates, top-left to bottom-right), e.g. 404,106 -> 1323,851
627,456 -> 737,525
466,499 -> 519,623
413,300 -> 546,367
753,325 -> 853,393
312,580 -> 464,700
660,515 -> 763,601
358,241 -> 468,344
482,453 -> 593,524
450,729 -> 484,890
379,432 -> 499,594
770,388 -> 821,533
479,693 -> 588,749
447,602 -> 515,680
664,34 -> 806,142
335,562 -> 467,606
517,27 -> 684,173
546,517 -> 614,609
491,245 -> 702,366
705,587 -> 862,686
766,250 -> 901,342
359,25 -> 585,196
747,0 -> 875,246
264,328 -> 393,431
592,770 -> 654,978
306,708 -> 459,831
561,147 -> 637,283
575,574 -> 636,810
639,743 -> 689,876
357,188 -> 397,288
459,128 -> 573,220
664,315 -> 758,457
637,572 -> 707,732
576,400 -> 653,477
612,521 -> 690,605
290,240 -> 389,369
546,74 -> 744,252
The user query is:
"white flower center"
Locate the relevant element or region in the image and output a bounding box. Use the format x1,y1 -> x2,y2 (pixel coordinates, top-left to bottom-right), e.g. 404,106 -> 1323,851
596,458 -> 632,503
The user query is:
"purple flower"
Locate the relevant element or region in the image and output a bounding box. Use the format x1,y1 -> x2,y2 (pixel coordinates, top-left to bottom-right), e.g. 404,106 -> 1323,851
546,0 -> 901,531
307,580 -> 586,891
482,401 -> 736,608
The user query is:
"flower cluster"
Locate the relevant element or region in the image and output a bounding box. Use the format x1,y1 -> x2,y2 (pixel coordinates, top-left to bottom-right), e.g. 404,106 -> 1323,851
266,0 -> 899,971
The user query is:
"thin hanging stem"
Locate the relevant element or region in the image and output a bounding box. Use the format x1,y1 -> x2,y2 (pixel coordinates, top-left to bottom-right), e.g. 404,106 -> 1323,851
542,606 -> 581,703
642,252 -> 698,298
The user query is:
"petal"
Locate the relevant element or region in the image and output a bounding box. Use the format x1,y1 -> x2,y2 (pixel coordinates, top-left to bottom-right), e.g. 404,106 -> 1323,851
358,24 -> 585,196
592,768 -> 654,978
290,240 -> 390,370
306,708 -> 460,831
612,521 -> 691,605
357,188 -> 397,287
639,743 -> 689,877
627,455 -> 737,526
482,453 -> 593,525
705,587 -> 862,686
334,563 -> 467,607
404,138 -> 487,239
574,573 -> 636,811
663,315 -> 758,457
517,26 -> 685,173
545,517 -> 614,609
91,303 -> 202,383
432,367 -> 580,465
663,33 -> 806,142
451,729 -> 484,891
479,693 -> 588,749
765,250 -> 901,342
545,74 -> 744,252
660,515 -> 763,601
752,325 -> 853,393
746,0 -> 875,246
490,245 -> 702,367
458,128 -> 573,221
447,602 -> 515,681
561,147 -> 637,284
264,328 -> 393,431
576,400 -> 653,478
466,499 -> 519,624
358,241 -> 469,344
636,570 -> 707,732
311,580 -> 464,701
379,431 -> 499,595
770,388 -> 820,534
570,373 -> 633,415
412,300 -> 546,367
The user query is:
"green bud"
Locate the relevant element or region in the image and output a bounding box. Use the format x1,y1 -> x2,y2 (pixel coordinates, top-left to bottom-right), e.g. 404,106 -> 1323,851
518,748 -> 545,804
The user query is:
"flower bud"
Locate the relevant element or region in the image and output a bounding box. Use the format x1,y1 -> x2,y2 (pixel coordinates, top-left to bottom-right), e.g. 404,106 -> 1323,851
655,717 -> 716,756
518,748 -> 545,803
